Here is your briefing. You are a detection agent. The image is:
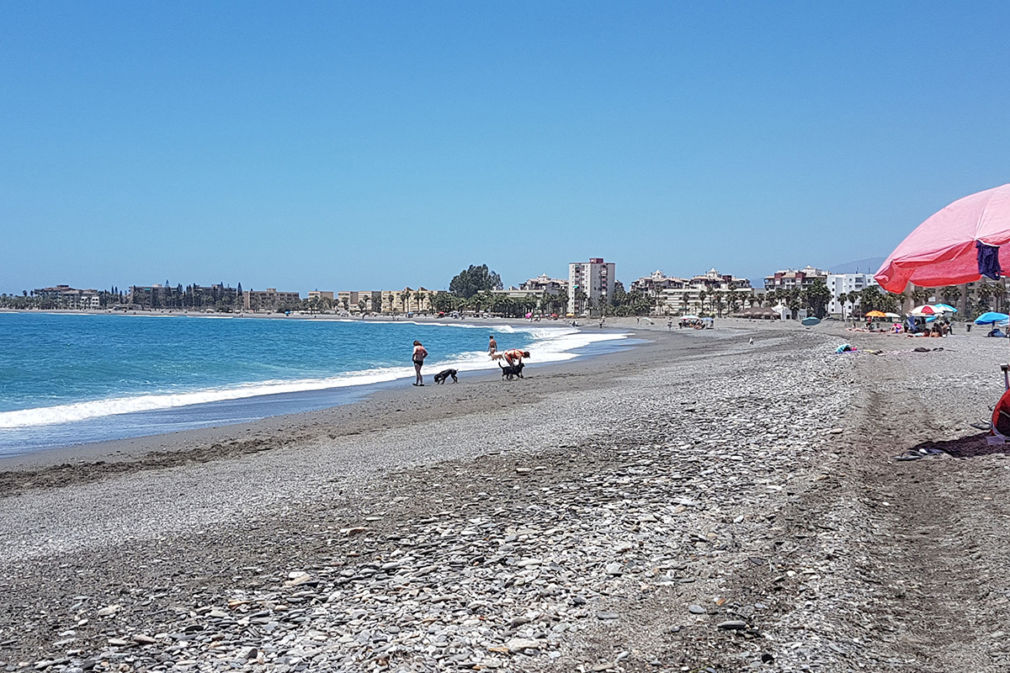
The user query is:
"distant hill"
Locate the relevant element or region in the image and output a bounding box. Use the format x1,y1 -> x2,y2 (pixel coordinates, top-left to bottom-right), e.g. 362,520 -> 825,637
824,257 -> 886,275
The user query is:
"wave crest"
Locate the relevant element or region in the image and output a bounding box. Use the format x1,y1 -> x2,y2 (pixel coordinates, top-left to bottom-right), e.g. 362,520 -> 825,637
0,328 -> 627,429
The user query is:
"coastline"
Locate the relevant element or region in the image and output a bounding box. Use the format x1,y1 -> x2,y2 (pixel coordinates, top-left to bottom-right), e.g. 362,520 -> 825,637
0,315 -> 629,458
6,319 -> 1010,670
0,326 -> 642,472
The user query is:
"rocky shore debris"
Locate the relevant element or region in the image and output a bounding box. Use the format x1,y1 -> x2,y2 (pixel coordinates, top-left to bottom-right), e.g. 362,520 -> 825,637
0,329 -> 873,672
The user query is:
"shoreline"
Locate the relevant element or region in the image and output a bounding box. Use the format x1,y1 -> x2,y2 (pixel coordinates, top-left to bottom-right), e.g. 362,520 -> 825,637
2,315 -> 967,471
0,326 -> 659,472
0,318 -> 780,487
0,317 -> 631,459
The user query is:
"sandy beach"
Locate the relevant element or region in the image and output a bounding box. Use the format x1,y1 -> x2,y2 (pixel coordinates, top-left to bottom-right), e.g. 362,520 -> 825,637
3,319 -> 1010,672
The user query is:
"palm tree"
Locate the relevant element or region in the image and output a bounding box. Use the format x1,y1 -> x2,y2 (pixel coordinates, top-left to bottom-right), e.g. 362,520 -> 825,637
715,290 -> 727,317
910,286 -> 930,306
573,288 -> 588,316
845,290 -> 857,311
976,282 -> 994,311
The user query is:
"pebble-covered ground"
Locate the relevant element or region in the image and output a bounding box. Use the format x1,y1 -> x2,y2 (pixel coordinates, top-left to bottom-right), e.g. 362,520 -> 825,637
3,322 -> 1010,672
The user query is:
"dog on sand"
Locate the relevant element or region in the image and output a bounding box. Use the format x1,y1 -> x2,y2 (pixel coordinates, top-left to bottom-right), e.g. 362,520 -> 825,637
499,361 -> 524,381
433,368 -> 458,384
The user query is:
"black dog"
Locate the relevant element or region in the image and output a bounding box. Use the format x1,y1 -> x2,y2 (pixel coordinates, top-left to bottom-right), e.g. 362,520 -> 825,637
499,361 -> 524,380
433,368 -> 458,384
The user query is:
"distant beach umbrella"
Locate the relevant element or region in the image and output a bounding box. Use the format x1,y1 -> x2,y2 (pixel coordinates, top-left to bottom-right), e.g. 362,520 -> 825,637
801,317 -> 821,326
931,303 -> 957,313
975,312 -> 1010,325
876,183 -> 1010,292
909,305 -> 938,315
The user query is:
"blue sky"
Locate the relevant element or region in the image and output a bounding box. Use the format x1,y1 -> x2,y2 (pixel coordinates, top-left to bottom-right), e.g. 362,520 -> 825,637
3,1 -> 1009,293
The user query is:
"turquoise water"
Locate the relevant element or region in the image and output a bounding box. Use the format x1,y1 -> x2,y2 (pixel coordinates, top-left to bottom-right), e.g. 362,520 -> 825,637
0,312 -> 624,454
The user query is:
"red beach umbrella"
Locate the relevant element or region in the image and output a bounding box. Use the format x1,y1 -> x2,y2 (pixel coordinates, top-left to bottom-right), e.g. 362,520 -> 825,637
875,183 -> 1010,292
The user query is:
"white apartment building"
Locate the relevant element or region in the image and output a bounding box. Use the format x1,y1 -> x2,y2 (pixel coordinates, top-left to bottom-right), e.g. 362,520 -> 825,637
656,268 -> 753,316
568,258 -> 615,316
764,266 -> 829,291
519,273 -> 569,296
826,273 -> 877,316
629,270 -> 681,295
34,285 -> 103,310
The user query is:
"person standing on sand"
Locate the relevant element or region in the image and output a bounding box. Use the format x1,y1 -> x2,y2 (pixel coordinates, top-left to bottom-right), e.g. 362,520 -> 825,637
412,340 -> 428,386
488,335 -> 497,356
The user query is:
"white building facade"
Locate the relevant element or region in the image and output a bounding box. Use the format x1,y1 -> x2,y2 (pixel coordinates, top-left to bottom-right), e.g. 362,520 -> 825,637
568,258 -> 615,316
826,273 -> 877,316
764,266 -> 829,291
657,269 -> 753,316
520,274 -> 569,296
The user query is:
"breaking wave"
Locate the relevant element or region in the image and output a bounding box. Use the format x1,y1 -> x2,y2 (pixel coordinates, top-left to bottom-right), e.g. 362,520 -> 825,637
0,326 -> 627,429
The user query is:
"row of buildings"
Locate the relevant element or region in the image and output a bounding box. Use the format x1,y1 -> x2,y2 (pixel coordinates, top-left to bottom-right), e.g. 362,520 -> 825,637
307,290 -> 436,314
32,285 -> 103,310
24,261 -> 882,317
622,265 -> 880,317
496,261 -> 878,318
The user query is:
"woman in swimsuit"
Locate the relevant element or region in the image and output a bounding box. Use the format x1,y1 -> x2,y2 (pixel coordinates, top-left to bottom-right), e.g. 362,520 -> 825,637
502,349 -> 530,366
412,340 -> 428,386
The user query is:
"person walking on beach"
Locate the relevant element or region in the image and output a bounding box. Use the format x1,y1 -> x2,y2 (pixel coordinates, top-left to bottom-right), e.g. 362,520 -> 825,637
412,340 -> 428,386
488,334 -> 497,356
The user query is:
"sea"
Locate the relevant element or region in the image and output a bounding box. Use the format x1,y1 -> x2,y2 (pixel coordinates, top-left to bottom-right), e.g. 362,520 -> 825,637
0,312 -> 628,456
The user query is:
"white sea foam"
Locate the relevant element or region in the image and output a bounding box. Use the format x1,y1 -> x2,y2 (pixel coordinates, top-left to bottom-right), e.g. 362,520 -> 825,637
0,327 -> 628,429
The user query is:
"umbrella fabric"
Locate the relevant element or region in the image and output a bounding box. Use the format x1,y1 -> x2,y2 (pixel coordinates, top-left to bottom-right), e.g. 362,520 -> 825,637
884,312 -> 901,318
975,312 -> 1010,325
910,304 -> 937,315
865,310 -> 887,318
801,317 -> 821,326
932,303 -> 957,313
875,183 -> 1010,292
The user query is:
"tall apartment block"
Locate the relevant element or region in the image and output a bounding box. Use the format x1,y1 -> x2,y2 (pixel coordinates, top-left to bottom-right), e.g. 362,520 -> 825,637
568,257 -> 615,316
